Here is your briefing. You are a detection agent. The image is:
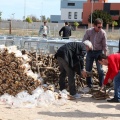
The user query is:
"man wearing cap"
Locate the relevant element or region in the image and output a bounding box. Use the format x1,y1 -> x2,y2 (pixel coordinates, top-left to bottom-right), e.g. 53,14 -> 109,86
55,40 -> 93,99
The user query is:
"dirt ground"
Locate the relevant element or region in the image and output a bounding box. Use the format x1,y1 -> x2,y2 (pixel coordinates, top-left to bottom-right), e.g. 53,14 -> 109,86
0,91 -> 120,120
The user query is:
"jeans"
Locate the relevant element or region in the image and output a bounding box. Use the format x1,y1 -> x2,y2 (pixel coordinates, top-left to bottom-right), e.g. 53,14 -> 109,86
113,72 -> 120,100
86,50 -> 104,87
57,57 -> 76,95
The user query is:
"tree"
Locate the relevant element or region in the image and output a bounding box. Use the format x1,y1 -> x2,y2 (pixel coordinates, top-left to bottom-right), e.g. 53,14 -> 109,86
0,11 -> 2,21
26,17 -> 32,32
74,21 -> 79,30
46,17 -> 50,22
112,21 -> 118,27
31,16 -> 37,22
26,17 -> 32,23
118,16 -> 120,27
88,10 -> 112,26
41,15 -> 46,22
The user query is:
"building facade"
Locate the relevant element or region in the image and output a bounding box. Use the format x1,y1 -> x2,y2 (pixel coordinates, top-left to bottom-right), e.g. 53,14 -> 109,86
61,0 -> 87,22
82,0 -> 120,24
50,0 -> 87,23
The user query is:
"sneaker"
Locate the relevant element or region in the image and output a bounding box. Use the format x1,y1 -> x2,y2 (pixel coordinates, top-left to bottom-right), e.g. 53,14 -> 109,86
72,93 -> 82,99
107,98 -> 119,103
82,87 -> 91,93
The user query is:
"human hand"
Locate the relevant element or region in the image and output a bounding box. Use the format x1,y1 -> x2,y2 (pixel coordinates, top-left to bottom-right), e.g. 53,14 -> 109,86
100,84 -> 105,91
81,70 -> 87,78
108,79 -> 112,83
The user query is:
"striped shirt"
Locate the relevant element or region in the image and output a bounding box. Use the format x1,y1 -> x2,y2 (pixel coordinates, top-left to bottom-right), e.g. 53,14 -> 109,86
82,27 -> 107,51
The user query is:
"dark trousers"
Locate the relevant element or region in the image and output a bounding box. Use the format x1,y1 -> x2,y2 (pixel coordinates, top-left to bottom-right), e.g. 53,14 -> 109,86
86,50 -> 104,87
57,57 -> 76,95
42,34 -> 47,38
114,72 -> 120,100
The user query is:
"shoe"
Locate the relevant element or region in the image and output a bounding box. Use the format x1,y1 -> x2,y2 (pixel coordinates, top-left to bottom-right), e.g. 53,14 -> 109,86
107,98 -> 119,103
72,93 -> 82,99
79,87 -> 91,94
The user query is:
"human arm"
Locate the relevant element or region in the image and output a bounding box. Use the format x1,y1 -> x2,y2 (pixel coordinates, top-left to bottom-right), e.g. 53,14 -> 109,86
82,30 -> 90,42
103,56 -> 119,85
59,27 -> 63,36
102,32 -> 107,55
100,78 -> 112,91
69,28 -> 71,36
47,26 -> 50,34
39,25 -> 43,35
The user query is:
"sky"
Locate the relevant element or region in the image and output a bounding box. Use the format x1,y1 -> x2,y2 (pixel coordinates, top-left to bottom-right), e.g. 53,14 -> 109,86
0,0 -> 119,20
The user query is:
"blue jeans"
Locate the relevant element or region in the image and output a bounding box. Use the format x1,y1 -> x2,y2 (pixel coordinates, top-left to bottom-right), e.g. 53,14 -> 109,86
113,72 -> 120,100
57,57 -> 76,95
86,50 -> 104,87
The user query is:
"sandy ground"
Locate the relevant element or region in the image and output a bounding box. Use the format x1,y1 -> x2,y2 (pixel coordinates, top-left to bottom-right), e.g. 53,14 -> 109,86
0,66 -> 119,120
0,92 -> 120,120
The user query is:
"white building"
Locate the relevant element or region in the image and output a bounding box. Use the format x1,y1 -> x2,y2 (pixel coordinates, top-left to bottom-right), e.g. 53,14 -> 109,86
50,0 -> 87,23
61,0 -> 87,22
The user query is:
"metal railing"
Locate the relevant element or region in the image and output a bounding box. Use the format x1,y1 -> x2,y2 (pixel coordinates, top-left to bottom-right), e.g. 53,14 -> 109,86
0,35 -> 119,54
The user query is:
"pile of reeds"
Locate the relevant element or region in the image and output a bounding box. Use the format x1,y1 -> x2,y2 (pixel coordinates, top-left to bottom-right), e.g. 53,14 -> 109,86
24,51 -> 107,92
0,46 -> 41,96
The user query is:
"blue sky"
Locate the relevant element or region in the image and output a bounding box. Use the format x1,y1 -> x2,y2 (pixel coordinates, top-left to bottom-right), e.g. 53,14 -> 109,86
0,0 -> 119,20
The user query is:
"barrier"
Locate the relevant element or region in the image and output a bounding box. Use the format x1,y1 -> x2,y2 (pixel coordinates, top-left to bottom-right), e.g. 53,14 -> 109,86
22,39 -> 119,54
0,35 -> 118,54
0,39 -> 15,46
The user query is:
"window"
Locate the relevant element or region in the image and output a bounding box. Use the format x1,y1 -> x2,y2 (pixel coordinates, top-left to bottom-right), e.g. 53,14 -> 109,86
74,12 -> 77,19
68,3 -> 75,6
68,12 -> 72,19
110,10 -> 119,16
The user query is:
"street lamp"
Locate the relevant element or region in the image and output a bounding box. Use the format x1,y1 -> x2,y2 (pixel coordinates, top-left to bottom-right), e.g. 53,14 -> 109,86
91,0 -> 93,27
24,0 -> 26,20
12,13 -> 15,20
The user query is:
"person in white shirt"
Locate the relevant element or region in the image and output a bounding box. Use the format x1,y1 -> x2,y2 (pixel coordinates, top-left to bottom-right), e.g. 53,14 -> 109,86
39,21 -> 49,38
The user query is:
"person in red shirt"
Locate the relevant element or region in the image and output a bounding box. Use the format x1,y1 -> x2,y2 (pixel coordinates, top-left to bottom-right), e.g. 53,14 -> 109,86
97,53 -> 120,102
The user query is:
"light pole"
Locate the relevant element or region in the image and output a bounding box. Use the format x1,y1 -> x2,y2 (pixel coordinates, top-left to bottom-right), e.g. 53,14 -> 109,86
12,13 -> 15,20
91,0 -> 93,27
24,0 -> 26,20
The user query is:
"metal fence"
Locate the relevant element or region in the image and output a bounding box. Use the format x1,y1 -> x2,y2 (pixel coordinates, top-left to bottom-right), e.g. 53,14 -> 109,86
0,35 -> 119,55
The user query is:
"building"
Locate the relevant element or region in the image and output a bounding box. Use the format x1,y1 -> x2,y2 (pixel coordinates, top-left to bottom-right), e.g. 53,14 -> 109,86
50,0 -> 87,23
50,15 -> 63,23
61,0 -> 87,22
82,0 -> 120,25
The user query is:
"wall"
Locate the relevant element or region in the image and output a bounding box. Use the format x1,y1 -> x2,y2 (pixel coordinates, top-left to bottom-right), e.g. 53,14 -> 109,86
61,9 -> 83,21
82,3 -> 103,24
0,21 -> 65,30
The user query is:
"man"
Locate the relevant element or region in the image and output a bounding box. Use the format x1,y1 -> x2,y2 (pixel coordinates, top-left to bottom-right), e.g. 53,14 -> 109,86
82,18 -> 107,89
59,22 -> 71,39
55,40 -> 93,99
39,21 -> 49,38
97,53 -> 120,102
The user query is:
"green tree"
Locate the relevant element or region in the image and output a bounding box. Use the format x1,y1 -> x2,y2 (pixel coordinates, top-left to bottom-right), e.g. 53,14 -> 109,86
112,21 -> 118,27
0,11 -> 2,21
47,17 -> 50,22
25,17 -> 32,32
118,16 -> 120,27
31,16 -> 37,22
74,21 -> 79,30
26,17 -> 32,23
88,10 -> 112,26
